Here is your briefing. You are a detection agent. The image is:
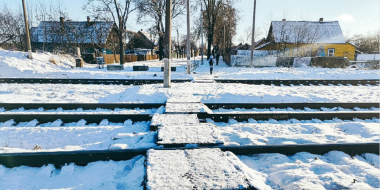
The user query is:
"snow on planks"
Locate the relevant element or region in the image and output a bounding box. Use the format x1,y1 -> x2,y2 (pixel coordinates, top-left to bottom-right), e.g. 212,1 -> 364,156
157,123 -> 224,147
165,102 -> 212,114
146,148 -> 255,190
150,114 -> 199,130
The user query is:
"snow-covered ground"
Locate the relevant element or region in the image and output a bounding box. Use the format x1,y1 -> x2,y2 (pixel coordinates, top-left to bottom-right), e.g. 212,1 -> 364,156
240,152 -> 380,189
1,49 -> 379,79
211,120 -> 380,146
0,83 -> 379,103
0,50 -> 379,189
0,155 -> 145,189
0,121 -> 156,153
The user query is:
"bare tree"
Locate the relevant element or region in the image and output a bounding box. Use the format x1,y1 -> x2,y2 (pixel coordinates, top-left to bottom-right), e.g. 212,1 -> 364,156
135,0 -> 185,60
85,0 -> 137,65
348,31 -> 380,53
0,5 -> 26,50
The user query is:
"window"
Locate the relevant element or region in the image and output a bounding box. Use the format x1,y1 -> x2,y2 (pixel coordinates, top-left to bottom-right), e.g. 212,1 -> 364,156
328,48 -> 335,57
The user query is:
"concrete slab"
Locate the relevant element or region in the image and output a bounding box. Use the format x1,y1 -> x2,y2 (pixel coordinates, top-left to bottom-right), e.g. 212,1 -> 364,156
165,103 -> 212,114
150,114 -> 199,130
157,123 -> 224,147
146,148 -> 254,190
166,95 -> 202,103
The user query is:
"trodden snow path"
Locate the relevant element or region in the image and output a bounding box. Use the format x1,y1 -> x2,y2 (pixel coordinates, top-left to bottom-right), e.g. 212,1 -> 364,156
146,148 -> 260,190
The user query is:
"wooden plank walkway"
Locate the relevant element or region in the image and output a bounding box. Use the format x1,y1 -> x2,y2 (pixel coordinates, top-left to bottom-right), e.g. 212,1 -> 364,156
146,148 -> 255,189
157,123 -> 224,147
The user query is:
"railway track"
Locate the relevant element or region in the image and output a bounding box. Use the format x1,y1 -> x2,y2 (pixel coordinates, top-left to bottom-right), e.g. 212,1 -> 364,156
0,102 -> 378,125
0,78 -> 378,86
0,78 -> 191,85
0,102 -> 378,170
0,143 -> 378,168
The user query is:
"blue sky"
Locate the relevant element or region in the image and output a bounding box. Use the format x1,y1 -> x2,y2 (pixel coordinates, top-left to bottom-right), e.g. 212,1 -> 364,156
5,0 -> 379,44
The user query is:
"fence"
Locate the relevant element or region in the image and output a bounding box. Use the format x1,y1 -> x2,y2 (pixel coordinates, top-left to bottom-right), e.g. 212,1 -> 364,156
230,55 -> 277,67
100,54 -> 159,64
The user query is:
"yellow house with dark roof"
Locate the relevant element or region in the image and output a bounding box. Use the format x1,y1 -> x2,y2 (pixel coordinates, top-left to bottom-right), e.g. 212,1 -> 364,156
256,19 -> 356,60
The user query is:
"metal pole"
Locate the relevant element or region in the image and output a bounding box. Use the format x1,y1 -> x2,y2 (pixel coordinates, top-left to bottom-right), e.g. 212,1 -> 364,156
22,0 -> 32,59
223,24 -> 225,61
177,27 -> 179,59
201,3 -> 204,65
186,0 -> 191,74
164,0 -> 172,88
250,0 -> 256,67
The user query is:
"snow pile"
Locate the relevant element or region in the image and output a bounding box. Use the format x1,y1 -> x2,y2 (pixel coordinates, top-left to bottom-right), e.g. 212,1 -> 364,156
215,120 -> 379,146
0,156 -> 145,189
240,151 -> 380,189
0,50 -> 75,77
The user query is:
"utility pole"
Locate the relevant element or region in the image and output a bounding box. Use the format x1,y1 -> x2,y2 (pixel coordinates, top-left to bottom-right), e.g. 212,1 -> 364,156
176,26 -> 179,59
22,0 -> 32,59
164,0 -> 172,87
200,3 -> 204,65
186,0 -> 191,74
250,0 -> 257,67
223,24 -> 225,61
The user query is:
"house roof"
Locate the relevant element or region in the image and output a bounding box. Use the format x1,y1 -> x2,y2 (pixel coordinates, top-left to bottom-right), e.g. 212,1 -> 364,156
31,21 -> 114,44
270,21 -> 346,44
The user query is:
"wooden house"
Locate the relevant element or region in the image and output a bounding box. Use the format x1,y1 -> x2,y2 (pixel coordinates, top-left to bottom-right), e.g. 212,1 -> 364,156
31,17 -> 119,54
256,18 -> 356,60
126,30 -> 156,52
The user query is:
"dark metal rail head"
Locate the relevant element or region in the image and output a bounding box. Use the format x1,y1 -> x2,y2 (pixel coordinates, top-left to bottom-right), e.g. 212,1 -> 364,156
0,143 -> 377,168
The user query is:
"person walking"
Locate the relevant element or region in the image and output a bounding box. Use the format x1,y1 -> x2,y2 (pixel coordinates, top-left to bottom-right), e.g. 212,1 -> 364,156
209,55 -> 214,74
216,53 -> 220,66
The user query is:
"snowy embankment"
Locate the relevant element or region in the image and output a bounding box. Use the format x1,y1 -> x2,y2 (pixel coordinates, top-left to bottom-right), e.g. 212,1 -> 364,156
0,49 -> 379,79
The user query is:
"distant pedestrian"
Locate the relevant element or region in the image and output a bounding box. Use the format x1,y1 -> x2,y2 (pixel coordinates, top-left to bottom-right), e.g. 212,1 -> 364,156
209,55 -> 214,74
216,53 -> 220,66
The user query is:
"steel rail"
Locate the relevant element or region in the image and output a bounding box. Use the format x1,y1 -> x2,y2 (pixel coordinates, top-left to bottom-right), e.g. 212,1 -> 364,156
0,78 -> 191,85
0,78 -> 378,86
0,114 -> 152,124
197,112 -> 379,122
0,103 -> 165,111
204,102 -> 379,110
0,102 -> 377,111
215,79 -> 379,86
0,143 -> 377,168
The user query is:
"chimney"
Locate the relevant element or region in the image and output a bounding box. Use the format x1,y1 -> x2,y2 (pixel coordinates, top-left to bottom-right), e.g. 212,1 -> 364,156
59,17 -> 65,29
282,19 -> 286,22
319,18 -> 323,22
86,16 -> 90,26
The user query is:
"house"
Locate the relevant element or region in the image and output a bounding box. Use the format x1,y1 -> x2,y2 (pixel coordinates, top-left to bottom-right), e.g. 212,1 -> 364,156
256,18 -> 356,60
31,17 -> 118,54
126,30 -> 156,53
